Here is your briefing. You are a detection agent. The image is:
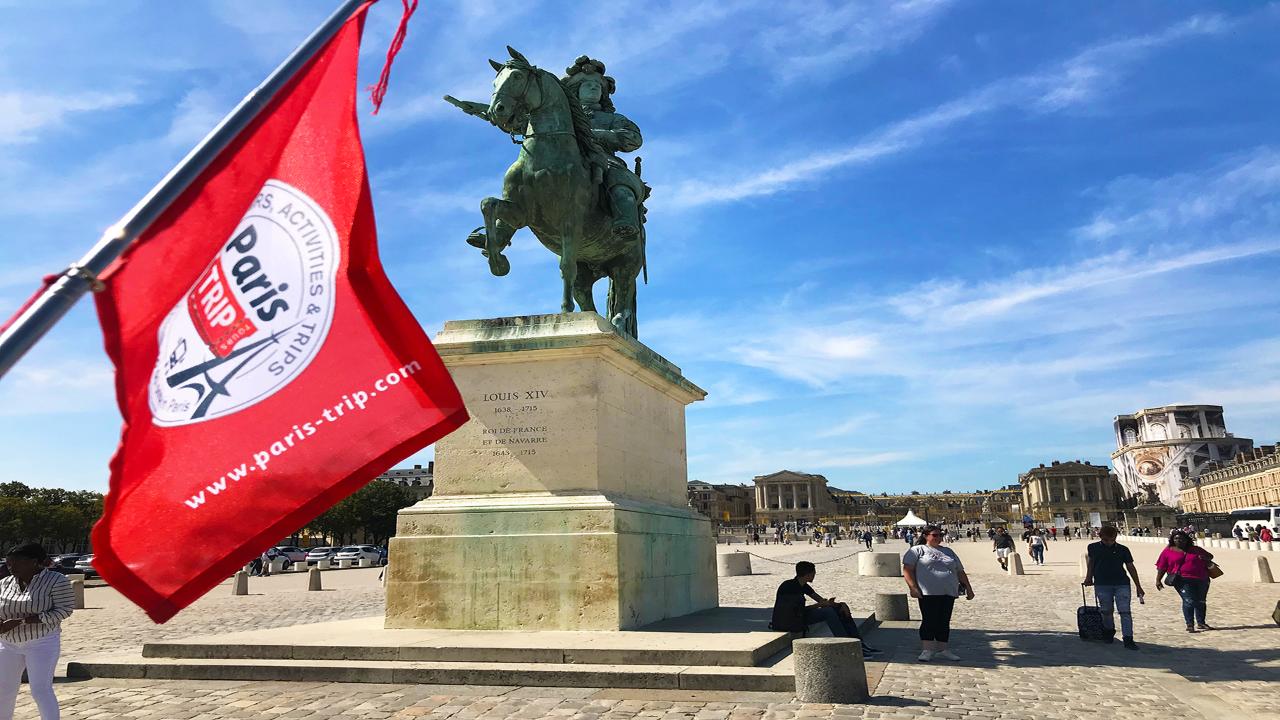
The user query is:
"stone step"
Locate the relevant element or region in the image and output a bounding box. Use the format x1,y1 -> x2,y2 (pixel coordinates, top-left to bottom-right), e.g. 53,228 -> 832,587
140,637 -> 792,667
128,611 -> 872,669
67,653 -> 796,692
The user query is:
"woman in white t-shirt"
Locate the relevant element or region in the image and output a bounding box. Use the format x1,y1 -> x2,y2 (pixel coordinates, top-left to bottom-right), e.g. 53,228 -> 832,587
902,526 -> 975,662
1028,530 -> 1046,565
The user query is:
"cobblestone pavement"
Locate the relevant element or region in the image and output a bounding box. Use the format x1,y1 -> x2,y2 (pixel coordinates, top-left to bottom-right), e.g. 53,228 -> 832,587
13,544 -> 1280,719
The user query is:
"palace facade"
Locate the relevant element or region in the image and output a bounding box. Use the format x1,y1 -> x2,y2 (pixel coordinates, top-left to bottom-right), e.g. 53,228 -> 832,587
700,470 -> 1030,526
1019,460 -> 1126,525
688,481 -> 754,525
1179,444 -> 1280,513
376,462 -> 434,502
1112,405 -> 1253,508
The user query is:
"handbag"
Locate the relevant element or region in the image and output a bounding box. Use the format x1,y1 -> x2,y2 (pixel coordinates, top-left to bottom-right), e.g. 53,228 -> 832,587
1207,561 -> 1224,579
1165,550 -> 1187,588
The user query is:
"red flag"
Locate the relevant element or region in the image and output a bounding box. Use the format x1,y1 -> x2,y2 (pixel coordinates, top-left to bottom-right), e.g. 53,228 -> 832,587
91,5 -> 466,622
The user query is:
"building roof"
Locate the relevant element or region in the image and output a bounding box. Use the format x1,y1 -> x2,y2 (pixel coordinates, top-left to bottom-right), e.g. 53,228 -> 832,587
753,470 -> 827,481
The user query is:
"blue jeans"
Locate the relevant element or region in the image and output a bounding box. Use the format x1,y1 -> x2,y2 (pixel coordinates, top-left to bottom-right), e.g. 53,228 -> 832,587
1176,579 -> 1209,625
1093,584 -> 1133,638
803,605 -> 861,639
1030,546 -> 1044,564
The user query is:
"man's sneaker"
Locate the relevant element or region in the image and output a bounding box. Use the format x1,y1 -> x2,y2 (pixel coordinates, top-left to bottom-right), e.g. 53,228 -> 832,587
1122,638 -> 1138,650
917,650 -> 935,662
935,649 -> 961,661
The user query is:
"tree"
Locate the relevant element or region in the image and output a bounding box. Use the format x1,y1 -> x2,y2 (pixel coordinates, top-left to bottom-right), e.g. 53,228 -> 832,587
0,485 -> 103,552
303,481 -> 417,546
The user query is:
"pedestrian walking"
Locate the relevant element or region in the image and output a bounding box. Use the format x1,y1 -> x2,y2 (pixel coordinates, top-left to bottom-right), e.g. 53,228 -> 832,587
861,530 -> 873,549
1028,530 -> 1046,565
992,527 -> 1015,570
1,543 -> 75,720
1082,526 -> 1144,649
902,526 -> 975,662
1155,530 -> 1217,632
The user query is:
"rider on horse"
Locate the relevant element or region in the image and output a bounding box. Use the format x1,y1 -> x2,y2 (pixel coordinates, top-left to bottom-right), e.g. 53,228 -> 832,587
561,56 -> 646,241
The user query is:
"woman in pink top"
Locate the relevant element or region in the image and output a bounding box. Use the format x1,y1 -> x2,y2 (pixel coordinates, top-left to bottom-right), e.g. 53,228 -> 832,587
1154,531 -> 1214,632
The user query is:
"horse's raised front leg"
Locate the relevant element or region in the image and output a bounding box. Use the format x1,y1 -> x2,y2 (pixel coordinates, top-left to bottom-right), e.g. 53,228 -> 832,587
480,196 -> 525,277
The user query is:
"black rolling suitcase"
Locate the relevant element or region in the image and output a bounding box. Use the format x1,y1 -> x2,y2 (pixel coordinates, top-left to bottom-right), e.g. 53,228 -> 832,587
1077,585 -> 1114,642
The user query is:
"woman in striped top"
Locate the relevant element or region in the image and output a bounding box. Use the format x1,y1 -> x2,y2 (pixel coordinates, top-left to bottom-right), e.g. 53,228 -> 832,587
1,543 -> 74,720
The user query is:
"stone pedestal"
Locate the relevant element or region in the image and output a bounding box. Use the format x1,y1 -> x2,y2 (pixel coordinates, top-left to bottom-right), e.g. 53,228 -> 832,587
717,551 -> 752,577
874,593 -> 909,621
386,313 -> 716,631
858,552 -> 902,577
793,638 -> 868,703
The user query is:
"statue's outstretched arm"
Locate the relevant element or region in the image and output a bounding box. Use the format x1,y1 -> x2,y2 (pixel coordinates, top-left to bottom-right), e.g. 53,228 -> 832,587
591,115 -> 642,153
443,95 -> 492,122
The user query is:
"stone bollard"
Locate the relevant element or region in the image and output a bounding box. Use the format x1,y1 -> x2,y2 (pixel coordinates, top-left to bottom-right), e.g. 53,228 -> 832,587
358,558 -> 373,568
1232,540 -> 1242,549
858,552 -> 902,577
337,559 -> 353,569
1264,542 -> 1275,552
874,592 -> 910,621
66,573 -> 86,584
1253,556 -> 1274,584
717,551 -> 752,577
793,638 -> 868,703
269,557 -> 287,574
1251,541 -> 1263,551
308,567 -> 323,591
317,559 -> 331,570
1007,552 -> 1025,576
874,536 -> 885,544
232,571 -> 248,596
70,579 -> 85,610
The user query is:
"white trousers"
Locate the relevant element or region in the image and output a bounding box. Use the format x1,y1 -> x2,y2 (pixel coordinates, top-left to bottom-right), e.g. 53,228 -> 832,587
0,632 -> 60,720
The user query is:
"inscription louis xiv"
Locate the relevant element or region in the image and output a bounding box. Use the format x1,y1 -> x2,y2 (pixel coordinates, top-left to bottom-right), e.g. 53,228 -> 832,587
476,387 -> 551,457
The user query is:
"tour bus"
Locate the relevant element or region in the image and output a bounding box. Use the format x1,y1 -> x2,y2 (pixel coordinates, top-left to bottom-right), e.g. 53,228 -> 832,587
1229,506 -> 1280,538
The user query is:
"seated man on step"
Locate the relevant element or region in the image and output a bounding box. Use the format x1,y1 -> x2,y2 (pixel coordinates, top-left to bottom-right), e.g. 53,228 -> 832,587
770,561 -> 881,658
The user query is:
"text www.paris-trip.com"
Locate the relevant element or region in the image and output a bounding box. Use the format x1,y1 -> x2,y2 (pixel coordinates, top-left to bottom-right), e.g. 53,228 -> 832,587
182,360 -> 424,510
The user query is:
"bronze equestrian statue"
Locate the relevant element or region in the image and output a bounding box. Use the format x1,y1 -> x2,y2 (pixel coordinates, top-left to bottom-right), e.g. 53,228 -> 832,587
445,48 -> 648,337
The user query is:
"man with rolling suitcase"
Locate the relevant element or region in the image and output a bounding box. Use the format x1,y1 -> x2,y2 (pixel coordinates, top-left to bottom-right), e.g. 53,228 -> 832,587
1082,525 -> 1145,649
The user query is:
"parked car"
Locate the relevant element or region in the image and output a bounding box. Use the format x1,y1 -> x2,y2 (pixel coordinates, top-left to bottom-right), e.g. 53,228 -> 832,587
48,553 -> 86,574
273,546 -> 307,567
305,547 -> 338,565
73,554 -> 99,578
333,545 -> 381,565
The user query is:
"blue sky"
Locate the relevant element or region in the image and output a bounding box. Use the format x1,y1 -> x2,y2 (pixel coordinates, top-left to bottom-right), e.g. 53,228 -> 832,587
2,1 -> 1279,495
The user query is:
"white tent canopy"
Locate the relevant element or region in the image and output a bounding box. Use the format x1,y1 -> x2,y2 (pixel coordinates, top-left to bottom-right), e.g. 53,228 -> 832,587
895,510 -> 928,527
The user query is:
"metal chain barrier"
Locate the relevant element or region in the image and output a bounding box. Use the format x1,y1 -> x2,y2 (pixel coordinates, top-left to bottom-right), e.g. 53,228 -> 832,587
731,548 -> 869,565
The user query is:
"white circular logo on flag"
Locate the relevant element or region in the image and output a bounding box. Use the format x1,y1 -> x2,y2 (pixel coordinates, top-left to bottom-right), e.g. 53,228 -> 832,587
149,179 -> 340,426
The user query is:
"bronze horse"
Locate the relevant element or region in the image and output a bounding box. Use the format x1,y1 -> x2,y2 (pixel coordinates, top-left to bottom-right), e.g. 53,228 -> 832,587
445,47 -> 646,337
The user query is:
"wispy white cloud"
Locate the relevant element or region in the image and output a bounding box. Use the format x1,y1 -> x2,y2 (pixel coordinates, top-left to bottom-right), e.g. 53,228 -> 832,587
761,0 -> 957,81
668,14 -> 1231,208
0,356 -> 114,417
0,90 -> 139,144
1078,146 -> 1280,240
889,240 -> 1280,326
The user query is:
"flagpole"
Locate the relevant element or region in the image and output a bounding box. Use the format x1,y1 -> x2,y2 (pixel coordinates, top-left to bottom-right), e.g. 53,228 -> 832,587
0,0 -> 375,381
